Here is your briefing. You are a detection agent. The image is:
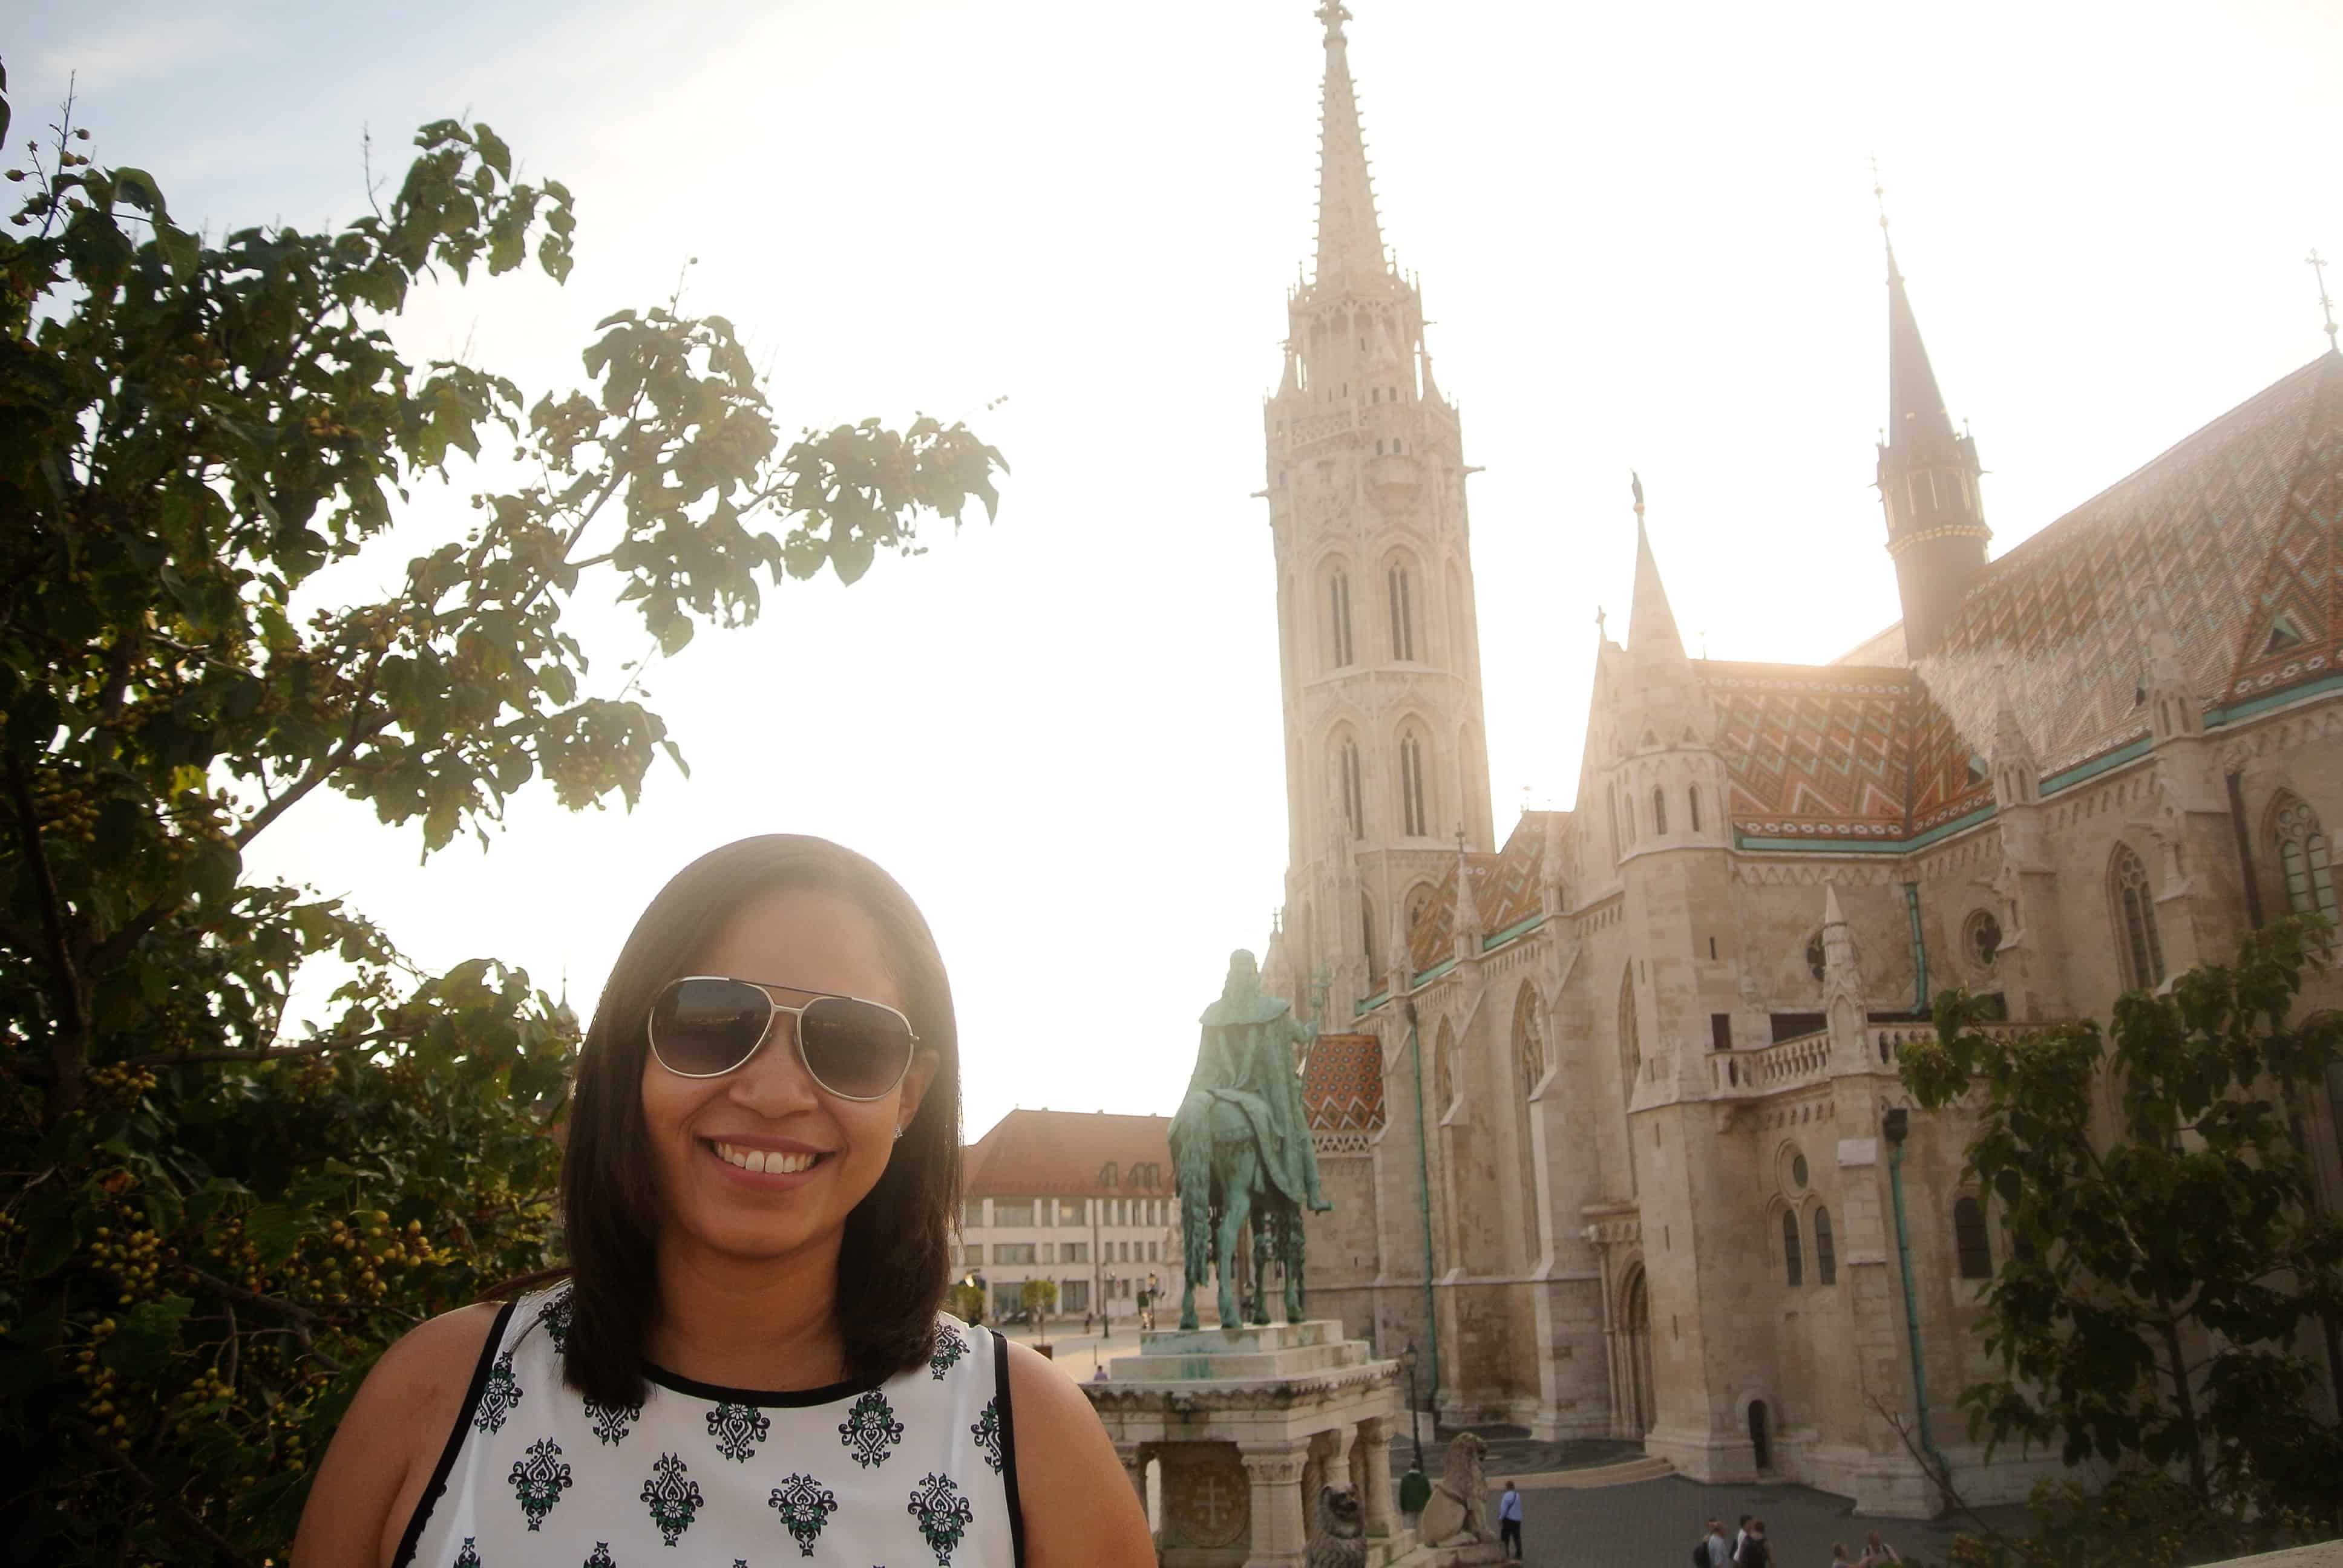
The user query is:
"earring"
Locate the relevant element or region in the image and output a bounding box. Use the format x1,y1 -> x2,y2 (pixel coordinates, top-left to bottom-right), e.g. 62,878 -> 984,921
893,1124 -> 905,1142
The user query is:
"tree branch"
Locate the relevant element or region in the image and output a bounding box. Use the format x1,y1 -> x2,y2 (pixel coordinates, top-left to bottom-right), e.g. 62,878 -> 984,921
127,1024 -> 422,1070
5,751 -> 91,1118
69,1418 -> 254,1567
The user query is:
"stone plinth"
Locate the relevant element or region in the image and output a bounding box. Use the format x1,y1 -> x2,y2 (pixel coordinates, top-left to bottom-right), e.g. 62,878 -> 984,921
1083,1319 -> 1418,1568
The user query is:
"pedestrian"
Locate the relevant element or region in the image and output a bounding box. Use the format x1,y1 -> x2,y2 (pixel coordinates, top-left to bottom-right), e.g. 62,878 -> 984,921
1832,1544 -> 1858,1568
1084,1309 -> 1093,1337
1704,1518 -> 1733,1568
1861,1532 -> 1901,1567
1496,1480 -> 1523,1560
1735,1517 -> 1771,1568
1734,1514 -> 1752,1564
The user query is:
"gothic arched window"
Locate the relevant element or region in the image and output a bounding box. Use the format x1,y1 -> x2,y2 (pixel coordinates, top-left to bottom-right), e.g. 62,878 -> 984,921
2111,843 -> 2166,990
1607,785 -> 1622,862
2274,795 -> 2338,924
1328,571 -> 1355,669
1688,785 -> 1702,833
1400,731 -> 1429,838
1814,1206 -> 1837,1285
1953,1195 -> 1992,1279
1780,1208 -> 1803,1288
1388,565 -> 1416,661
1651,786 -> 1668,836
1339,739 -> 1365,841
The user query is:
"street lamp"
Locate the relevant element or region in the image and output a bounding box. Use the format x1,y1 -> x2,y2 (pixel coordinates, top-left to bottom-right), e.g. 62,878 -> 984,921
1396,1339 -> 1431,1520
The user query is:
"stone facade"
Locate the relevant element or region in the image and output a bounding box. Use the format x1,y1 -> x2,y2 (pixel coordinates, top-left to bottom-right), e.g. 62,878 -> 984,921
1251,2 -> 2343,1521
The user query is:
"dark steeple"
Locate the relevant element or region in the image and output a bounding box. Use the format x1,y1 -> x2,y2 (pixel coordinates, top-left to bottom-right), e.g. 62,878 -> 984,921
1874,193 -> 1990,660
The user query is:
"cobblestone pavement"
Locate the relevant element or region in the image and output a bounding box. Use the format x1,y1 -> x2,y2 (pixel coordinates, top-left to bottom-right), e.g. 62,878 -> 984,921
1388,1423 -> 1645,1480
1497,1475 -> 2029,1568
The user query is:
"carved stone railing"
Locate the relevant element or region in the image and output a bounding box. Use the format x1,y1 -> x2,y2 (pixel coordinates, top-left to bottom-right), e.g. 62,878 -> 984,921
1280,408 -> 1360,451
1710,1029 -> 1832,1096
1869,1018 -> 2047,1068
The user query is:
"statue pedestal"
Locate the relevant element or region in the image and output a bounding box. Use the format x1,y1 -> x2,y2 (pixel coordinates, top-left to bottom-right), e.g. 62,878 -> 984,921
1084,1321 -> 1423,1568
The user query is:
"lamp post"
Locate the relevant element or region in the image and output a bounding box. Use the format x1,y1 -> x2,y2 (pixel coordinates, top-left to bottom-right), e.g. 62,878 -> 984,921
1397,1339 -> 1431,1518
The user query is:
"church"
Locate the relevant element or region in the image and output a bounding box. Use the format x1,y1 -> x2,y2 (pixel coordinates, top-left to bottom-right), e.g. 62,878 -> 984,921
1254,2 -> 2343,1515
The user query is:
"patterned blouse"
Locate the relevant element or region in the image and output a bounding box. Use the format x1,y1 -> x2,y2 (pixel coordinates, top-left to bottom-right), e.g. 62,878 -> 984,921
395,1283 -> 1023,1566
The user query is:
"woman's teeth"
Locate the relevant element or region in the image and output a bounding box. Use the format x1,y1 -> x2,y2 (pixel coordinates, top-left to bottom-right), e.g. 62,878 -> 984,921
711,1142 -> 820,1174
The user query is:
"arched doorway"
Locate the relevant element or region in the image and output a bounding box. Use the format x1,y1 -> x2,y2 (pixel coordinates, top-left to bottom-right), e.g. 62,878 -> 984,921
1620,1264 -> 1656,1439
1748,1399 -> 1771,1472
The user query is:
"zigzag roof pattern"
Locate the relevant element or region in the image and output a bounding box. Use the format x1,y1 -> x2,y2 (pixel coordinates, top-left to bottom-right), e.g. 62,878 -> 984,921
1403,811 -> 1558,976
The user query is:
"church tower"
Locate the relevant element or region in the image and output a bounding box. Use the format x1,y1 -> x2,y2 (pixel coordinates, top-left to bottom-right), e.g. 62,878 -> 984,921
1265,2 -> 1495,1022
1875,228 -> 1989,660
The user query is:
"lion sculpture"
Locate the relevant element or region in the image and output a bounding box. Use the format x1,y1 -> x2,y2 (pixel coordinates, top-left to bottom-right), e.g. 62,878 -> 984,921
1414,1431 -> 1494,1547
1306,1481 -> 1366,1568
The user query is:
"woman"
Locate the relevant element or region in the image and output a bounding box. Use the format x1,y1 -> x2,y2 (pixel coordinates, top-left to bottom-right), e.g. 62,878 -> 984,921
295,835 -> 1155,1566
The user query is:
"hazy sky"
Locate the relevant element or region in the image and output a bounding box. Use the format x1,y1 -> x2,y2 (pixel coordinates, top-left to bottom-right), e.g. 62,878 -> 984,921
12,1 -> 2340,1142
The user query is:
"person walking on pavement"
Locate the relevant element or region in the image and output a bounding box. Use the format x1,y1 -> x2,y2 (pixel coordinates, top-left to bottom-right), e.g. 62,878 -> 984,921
1733,1515 -> 1752,1564
1735,1518 -> 1771,1568
1496,1480 -> 1523,1560
1704,1519 -> 1733,1568
1860,1532 -> 1901,1566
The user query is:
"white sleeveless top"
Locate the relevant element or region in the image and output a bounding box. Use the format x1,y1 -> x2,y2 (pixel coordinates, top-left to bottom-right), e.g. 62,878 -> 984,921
395,1283 -> 1024,1566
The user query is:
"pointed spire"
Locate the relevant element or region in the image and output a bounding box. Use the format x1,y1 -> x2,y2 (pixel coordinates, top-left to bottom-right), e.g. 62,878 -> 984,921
1541,809 -> 1567,916
1627,476 -> 1688,668
2311,249 -> 2339,354
1452,825 -> 1483,944
1820,882 -> 1861,1004
1990,665 -> 2040,808
1311,2 -> 1387,287
1884,240 -> 1959,458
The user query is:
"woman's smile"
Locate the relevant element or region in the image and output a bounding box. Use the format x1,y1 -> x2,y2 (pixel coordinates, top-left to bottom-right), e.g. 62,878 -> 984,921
701,1137 -> 833,1184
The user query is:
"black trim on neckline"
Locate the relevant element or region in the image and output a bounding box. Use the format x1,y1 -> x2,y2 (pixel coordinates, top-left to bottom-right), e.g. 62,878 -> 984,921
388,1297 -> 517,1568
639,1357 -> 882,1408
994,1328 -> 1028,1568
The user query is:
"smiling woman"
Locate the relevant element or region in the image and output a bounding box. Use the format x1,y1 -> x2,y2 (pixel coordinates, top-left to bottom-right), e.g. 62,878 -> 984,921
292,835 -> 1153,1567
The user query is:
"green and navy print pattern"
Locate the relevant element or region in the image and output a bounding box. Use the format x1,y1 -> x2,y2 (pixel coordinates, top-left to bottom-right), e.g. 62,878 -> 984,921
404,1298 -> 1015,1563
908,1471 -> 974,1564
509,1437 -> 571,1531
639,1452 -> 703,1546
928,1322 -> 968,1379
474,1350 -> 522,1432
969,1397 -> 1003,1474
840,1388 -> 905,1468
705,1401 -> 770,1462
767,1471 -> 839,1556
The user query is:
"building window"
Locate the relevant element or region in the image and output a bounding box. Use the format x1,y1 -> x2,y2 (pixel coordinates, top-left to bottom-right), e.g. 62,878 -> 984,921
1780,1209 -> 1803,1288
1057,1198 -> 1083,1224
1806,933 -> 1827,985
1400,733 -> 1429,837
1965,910 -> 2003,971
1688,786 -> 1702,832
963,1244 -> 984,1266
2111,844 -> 2165,990
2275,795 -> 2338,923
1061,1241 -> 1087,1264
1814,1207 -> 1836,1285
1953,1196 -> 1991,1279
1375,439 -> 1384,456
1388,566 -> 1415,660
960,1201 -> 983,1230
1062,1279 -> 1089,1312
1651,787 -> 1668,835
993,1200 -> 1034,1227
994,1243 -> 1037,1265
1340,739 -> 1365,840
1329,572 -> 1354,668
1148,1241 -> 1159,1261
1099,1163 -> 1118,1189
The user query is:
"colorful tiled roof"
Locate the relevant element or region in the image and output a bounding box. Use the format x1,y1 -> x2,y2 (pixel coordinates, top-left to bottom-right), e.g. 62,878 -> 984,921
1300,1033 -> 1385,1134
959,1109 -> 1174,1200
1717,351 -> 2342,841
1403,812 -> 1558,975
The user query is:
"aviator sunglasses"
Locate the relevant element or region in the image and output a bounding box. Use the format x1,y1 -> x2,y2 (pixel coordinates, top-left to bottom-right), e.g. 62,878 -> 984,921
647,976 -> 919,1100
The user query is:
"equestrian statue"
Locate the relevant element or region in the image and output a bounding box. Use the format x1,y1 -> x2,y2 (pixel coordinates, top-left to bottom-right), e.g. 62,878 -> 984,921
1169,950 -> 1331,1331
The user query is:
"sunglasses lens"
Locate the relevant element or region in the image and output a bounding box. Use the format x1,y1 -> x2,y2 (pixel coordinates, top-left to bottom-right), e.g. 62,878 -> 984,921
650,979 -> 770,1076
798,997 -> 916,1099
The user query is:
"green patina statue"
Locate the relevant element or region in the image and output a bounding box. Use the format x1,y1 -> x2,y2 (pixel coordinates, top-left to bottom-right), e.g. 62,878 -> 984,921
1170,950 -> 1331,1331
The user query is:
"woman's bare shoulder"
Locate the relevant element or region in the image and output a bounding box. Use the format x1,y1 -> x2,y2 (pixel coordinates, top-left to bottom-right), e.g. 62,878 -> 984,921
1000,1337 -> 1155,1567
291,1300 -> 509,1568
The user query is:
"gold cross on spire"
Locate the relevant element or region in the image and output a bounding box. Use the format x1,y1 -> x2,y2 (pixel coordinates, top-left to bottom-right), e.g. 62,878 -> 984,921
1870,155 -> 1889,233
2312,249 -> 2339,351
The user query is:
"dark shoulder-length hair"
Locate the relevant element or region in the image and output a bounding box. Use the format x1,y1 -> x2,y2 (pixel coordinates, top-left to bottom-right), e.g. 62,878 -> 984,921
557,834 -> 962,1408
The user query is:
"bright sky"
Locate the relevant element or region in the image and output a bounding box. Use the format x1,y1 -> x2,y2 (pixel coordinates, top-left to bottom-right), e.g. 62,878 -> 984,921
12,0 -> 2340,1141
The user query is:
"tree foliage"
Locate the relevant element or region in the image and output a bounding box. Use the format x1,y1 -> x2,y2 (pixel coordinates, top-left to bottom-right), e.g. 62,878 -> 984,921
1901,916 -> 2343,1565
0,69 -> 1003,1563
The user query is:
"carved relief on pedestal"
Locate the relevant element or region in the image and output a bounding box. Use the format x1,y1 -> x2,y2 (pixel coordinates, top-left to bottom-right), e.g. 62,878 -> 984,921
1164,1451 -> 1250,1549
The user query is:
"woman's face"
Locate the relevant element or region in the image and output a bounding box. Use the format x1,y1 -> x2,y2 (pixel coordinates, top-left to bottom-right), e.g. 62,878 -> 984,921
640,884 -> 937,1266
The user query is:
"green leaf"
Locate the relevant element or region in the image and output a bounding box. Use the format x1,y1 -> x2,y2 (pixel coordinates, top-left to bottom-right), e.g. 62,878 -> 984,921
110,166 -> 168,217
102,1296 -> 194,1380
473,124 -> 511,180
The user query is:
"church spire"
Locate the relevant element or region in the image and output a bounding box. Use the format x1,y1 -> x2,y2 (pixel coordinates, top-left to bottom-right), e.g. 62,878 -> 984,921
1626,474 -> 1689,670
1873,178 -> 1990,661
1312,2 -> 1388,288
